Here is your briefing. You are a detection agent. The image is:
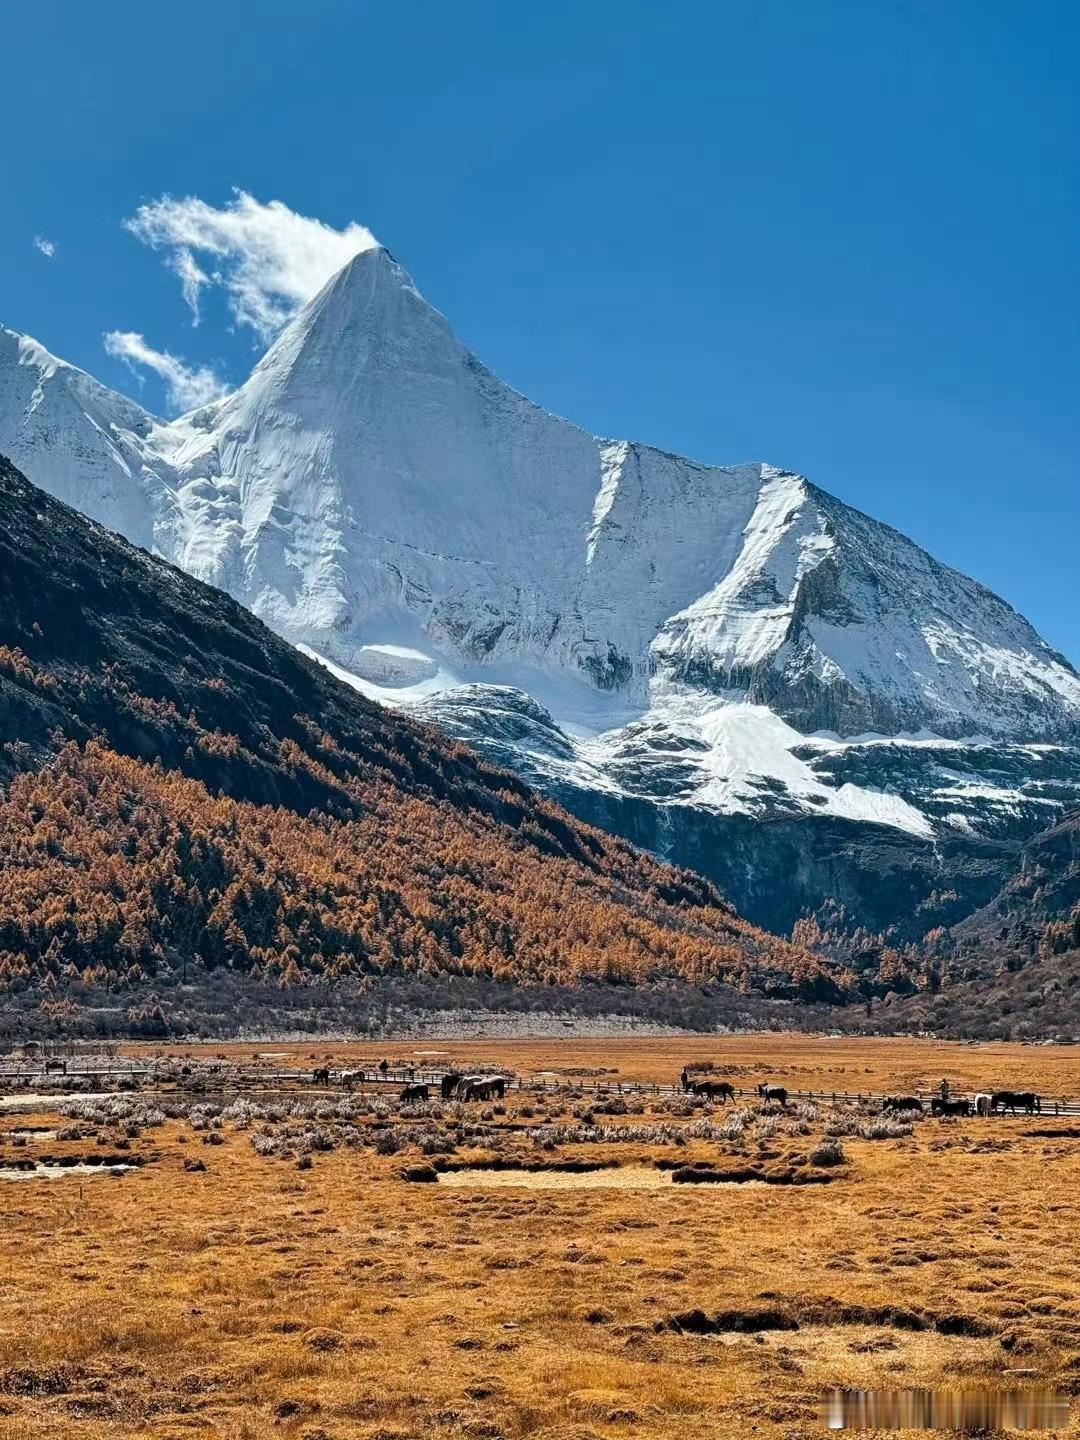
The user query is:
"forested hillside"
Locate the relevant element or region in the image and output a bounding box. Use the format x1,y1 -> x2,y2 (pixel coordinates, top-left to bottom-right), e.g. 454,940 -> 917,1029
953,809 -> 1080,959
0,456 -> 842,1033
806,811 -> 1080,1040
908,810 -> 1080,1038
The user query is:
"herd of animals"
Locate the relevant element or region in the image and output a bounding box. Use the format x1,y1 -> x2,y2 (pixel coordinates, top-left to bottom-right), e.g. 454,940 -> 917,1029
310,1066 -> 506,1102
884,1090 -> 1042,1117
677,1069 -> 1042,1116
305,1063 -> 1044,1116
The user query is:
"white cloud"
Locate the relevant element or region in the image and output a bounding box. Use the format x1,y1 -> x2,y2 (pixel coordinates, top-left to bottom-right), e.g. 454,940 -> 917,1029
34,236 -> 56,258
103,330 -> 228,415
124,189 -> 380,340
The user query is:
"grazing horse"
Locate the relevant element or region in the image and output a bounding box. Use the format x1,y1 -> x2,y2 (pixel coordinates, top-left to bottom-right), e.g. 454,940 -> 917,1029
757,1083 -> 787,1107
991,1090 -> 1040,1115
883,1096 -> 924,1114
400,1083 -> 430,1103
440,1073 -> 464,1100
339,1069 -> 362,1089
43,1058 -> 67,1075
680,1069 -> 734,1102
461,1076 -> 506,1101
931,1097 -> 972,1117
312,1067 -> 331,1086
974,1092 -> 992,1117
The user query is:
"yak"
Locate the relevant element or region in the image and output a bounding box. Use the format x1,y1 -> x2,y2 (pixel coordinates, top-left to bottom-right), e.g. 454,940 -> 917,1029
757,1083 -> 788,1107
680,1069 -> 735,1103
931,1097 -> 972,1117
882,1096 -> 924,1114
460,1076 -> 506,1101
991,1090 -> 1040,1115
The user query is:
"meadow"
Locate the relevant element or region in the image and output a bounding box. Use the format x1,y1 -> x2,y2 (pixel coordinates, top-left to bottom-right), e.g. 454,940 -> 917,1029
2,1034 -> 1079,1439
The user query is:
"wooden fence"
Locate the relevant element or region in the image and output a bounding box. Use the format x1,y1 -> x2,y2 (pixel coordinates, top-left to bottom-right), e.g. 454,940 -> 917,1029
2,1063 -> 1079,1115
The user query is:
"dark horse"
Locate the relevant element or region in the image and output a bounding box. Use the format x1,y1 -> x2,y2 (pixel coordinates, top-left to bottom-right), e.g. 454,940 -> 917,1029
400,1083 -> 430,1103
440,1072 -> 463,1100
931,1097 -> 972,1116
883,1096 -> 924,1114
991,1090 -> 1041,1115
680,1069 -> 734,1103
757,1083 -> 788,1107
312,1067 -> 331,1085
461,1076 -> 506,1101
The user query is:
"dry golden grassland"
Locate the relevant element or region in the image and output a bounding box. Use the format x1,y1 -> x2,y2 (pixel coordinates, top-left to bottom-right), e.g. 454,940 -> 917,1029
3,1034 -> 1080,1439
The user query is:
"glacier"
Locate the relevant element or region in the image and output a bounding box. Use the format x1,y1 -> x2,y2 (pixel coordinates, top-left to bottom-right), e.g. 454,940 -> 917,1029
2,245 -> 1079,937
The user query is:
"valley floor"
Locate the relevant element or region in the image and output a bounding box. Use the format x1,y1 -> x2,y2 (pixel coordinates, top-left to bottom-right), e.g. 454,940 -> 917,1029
2,1035 -> 1080,1439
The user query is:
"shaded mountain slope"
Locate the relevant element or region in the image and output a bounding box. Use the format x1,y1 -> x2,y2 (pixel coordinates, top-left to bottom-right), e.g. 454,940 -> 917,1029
0,455 -> 840,1027
953,809 -> 1080,956
850,811 -> 1080,1039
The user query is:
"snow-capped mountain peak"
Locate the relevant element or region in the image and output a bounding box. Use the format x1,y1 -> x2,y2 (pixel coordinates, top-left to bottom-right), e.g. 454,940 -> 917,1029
3,248 -> 1079,938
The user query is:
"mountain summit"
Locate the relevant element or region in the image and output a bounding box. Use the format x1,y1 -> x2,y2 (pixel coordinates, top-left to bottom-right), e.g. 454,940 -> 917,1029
3,251 -> 1079,937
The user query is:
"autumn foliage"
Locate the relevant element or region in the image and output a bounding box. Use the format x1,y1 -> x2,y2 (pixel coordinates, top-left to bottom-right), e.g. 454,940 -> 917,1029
0,736 -> 809,996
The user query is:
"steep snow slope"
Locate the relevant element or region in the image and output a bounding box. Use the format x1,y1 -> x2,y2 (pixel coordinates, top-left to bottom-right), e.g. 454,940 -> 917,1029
0,327 -> 181,549
3,246 -> 1079,935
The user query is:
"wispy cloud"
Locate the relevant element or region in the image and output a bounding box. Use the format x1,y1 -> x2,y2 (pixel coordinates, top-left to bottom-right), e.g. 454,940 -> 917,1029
124,189 -> 380,340
103,330 -> 228,415
34,236 -> 56,259
169,248 -> 211,325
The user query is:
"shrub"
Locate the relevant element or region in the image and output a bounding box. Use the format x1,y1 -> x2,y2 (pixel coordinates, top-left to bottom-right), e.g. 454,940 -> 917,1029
858,1114 -> 913,1141
809,1139 -> 846,1167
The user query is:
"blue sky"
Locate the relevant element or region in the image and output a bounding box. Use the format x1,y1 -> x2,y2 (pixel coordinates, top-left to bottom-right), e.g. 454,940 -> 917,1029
3,1 -> 1077,658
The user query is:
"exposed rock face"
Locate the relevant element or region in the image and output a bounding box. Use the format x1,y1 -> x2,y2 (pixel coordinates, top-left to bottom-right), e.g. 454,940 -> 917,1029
415,684 -> 1080,937
2,247 -> 1078,937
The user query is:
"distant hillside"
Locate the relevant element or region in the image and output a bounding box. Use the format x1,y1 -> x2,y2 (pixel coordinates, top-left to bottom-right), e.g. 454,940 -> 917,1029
859,812 -> 1080,1040
0,456 -> 842,1036
952,808 -> 1080,956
